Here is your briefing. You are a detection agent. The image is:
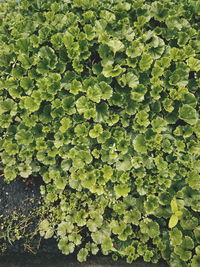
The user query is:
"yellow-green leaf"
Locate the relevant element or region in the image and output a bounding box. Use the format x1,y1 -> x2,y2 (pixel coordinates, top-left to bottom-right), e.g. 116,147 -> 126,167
175,210 -> 183,217
169,214 -> 179,228
170,198 -> 178,213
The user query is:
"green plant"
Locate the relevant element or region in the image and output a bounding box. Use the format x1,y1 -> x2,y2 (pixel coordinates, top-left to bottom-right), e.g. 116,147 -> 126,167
0,0 -> 199,266
168,198 -> 183,229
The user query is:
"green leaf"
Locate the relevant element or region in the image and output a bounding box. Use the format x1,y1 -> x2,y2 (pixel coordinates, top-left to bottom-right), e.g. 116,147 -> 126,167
170,198 -> 178,213
100,10 -> 116,22
57,221 -> 74,236
18,162 -> 32,178
15,129 -> 33,145
39,219 -> 54,239
126,40 -> 143,58
87,85 -> 102,103
74,123 -> 88,137
102,64 -> 125,78
114,184 -> 130,197
89,124 -> 103,138
177,32 -> 190,47
85,242 -> 99,255
59,117 -> 72,133
135,110 -> 150,127
169,228 -> 183,246
186,171 -> 200,190
187,57 -> 200,71
124,208 -> 141,225
68,233 -> 82,246
133,134 -> 147,154
98,81 -> 113,100
107,39 -> 124,54
38,46 -> 57,69
116,154 -> 132,171
144,195 -> 159,214
63,31 -> 74,49
77,248 -> 88,262
102,237 -> 113,251
23,96 -> 40,112
191,254 -> 200,267
117,72 -> 139,89
69,79 -> 82,95
179,104 -> 198,125
58,240 -> 75,255
16,38 -> 29,54
87,211 -> 103,232
84,24 -> 95,40
20,77 -> 34,93
139,53 -> 153,71
174,236 -> 194,261
81,171 -> 96,189
62,96 -> 75,114
131,84 -> 147,102
2,141 -> 18,155
102,165 -> 113,180
140,219 -> 160,238
54,176 -> 67,190
169,214 -> 179,228
94,102 -> 108,122
183,93 -> 197,108
151,117 -> 167,133
126,72 -> 139,88
18,54 -> 34,69
194,227 -> 200,243
4,166 -> 17,183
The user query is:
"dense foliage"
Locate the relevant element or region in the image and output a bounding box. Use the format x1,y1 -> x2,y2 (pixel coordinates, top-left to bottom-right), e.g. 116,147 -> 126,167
0,0 -> 200,265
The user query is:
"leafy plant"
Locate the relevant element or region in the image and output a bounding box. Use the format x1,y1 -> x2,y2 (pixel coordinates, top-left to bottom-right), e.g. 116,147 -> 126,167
168,198 -> 183,229
0,0 -> 199,266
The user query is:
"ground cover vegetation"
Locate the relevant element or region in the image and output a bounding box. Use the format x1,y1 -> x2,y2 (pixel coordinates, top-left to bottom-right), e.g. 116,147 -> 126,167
0,0 -> 200,266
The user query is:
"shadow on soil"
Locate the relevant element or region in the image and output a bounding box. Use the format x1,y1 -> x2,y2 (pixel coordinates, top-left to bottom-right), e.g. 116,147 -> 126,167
0,254 -> 169,267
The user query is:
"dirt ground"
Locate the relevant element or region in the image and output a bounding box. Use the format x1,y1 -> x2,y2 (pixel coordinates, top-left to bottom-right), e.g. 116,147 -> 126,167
0,254 -> 169,267
0,176 -> 42,218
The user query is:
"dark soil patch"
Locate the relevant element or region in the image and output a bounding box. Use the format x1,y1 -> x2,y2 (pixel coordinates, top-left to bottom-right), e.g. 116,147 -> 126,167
0,176 -> 44,254
0,176 -> 42,217
0,254 -> 169,267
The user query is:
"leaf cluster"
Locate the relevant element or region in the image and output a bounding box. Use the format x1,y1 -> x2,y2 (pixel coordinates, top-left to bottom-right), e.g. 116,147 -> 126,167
0,0 -> 199,266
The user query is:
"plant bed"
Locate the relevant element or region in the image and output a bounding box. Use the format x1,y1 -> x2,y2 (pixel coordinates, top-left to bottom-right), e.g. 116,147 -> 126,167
0,178 -> 168,266
0,0 -> 200,266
